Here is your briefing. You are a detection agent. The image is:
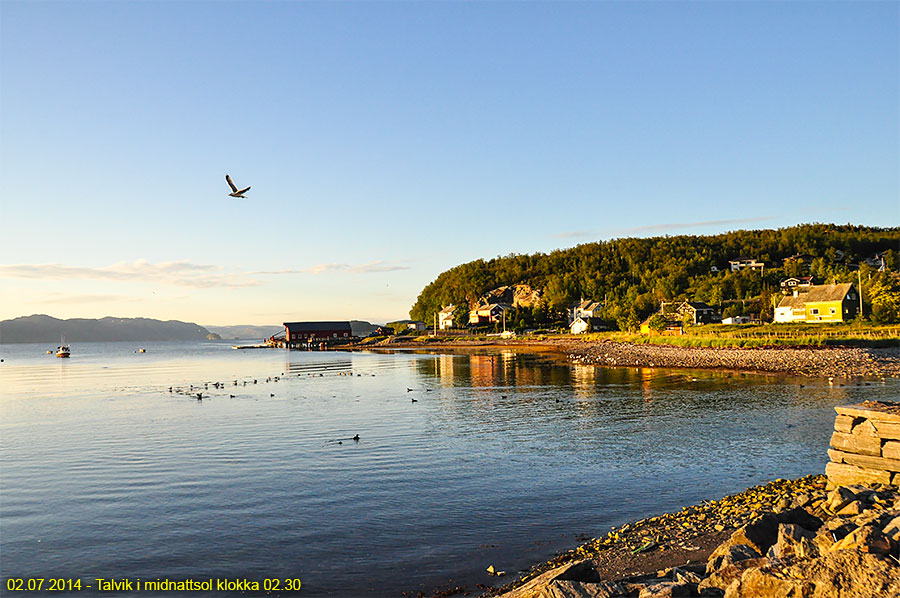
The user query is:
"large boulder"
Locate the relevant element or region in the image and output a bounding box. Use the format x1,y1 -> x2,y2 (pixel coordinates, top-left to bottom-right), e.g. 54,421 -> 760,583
698,557 -> 768,592
724,550 -> 900,597
636,582 -> 693,598
767,523 -> 818,560
707,544 -> 763,575
882,515 -> 900,543
546,579 -> 627,598
829,525 -> 891,556
500,560 -> 605,598
709,508 -> 821,561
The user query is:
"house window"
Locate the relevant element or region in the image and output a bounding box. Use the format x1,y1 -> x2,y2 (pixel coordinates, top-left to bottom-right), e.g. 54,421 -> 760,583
811,308 -> 819,315
830,308 -> 836,315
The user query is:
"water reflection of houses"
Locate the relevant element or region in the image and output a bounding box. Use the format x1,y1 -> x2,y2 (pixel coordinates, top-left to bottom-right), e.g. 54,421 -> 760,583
438,354 -> 456,387
430,351 -> 568,390
640,368 -> 655,401
469,354 -> 497,387
572,363 -> 600,399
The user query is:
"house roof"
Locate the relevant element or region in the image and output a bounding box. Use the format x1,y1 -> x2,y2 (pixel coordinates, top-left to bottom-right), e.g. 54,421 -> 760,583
572,316 -> 605,325
439,305 -> 457,314
284,321 -> 352,332
776,295 -> 805,309
804,283 -> 854,303
473,302 -> 513,313
662,301 -> 715,313
685,301 -> 714,311
577,300 -> 603,311
729,256 -> 756,263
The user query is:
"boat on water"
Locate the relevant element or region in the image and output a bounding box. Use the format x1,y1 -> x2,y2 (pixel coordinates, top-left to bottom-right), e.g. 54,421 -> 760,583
56,345 -> 70,358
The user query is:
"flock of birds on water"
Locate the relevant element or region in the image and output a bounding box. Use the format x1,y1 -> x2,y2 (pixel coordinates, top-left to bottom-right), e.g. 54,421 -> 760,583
165,369 -> 447,446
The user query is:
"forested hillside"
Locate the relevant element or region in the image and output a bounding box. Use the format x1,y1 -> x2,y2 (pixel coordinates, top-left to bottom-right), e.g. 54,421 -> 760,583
410,224 -> 900,330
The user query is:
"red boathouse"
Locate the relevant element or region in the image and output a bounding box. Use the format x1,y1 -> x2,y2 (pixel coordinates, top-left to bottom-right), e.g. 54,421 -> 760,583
283,321 -> 353,347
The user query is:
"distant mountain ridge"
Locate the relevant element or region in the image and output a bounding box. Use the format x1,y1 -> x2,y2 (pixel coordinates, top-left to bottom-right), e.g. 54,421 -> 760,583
0,316 -> 384,344
205,325 -> 284,340
0,315 -> 214,343
207,321 -> 380,340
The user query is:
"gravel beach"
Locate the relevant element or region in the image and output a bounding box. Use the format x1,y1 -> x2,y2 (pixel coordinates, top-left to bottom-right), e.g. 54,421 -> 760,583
369,336 -> 900,379
564,341 -> 900,379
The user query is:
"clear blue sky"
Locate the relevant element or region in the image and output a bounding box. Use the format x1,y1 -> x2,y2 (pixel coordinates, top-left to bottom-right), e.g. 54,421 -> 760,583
1,1 -> 897,325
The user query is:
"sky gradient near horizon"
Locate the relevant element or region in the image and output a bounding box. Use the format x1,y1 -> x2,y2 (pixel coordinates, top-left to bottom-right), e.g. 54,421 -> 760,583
1,1 -> 898,326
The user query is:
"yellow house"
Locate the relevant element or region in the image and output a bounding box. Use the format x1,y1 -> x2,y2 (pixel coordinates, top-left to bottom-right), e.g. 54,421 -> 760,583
774,283 -> 859,323
639,317 -> 683,336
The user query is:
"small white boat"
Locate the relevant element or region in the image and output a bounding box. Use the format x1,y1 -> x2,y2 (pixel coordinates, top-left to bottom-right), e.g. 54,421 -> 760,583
56,345 -> 70,358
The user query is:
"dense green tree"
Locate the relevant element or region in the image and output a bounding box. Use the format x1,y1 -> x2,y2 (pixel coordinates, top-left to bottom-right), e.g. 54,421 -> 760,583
647,314 -> 669,332
867,272 -> 900,324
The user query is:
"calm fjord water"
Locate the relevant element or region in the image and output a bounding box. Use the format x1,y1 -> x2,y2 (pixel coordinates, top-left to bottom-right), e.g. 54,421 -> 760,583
1,342 -> 897,596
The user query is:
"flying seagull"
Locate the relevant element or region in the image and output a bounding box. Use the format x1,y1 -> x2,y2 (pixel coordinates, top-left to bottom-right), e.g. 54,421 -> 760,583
225,174 -> 251,198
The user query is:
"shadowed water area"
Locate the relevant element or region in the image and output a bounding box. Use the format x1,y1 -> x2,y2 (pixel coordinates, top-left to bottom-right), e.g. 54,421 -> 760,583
1,342 -> 897,597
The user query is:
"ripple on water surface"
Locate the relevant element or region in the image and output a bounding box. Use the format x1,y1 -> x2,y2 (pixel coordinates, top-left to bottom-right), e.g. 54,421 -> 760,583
1,342 -> 897,595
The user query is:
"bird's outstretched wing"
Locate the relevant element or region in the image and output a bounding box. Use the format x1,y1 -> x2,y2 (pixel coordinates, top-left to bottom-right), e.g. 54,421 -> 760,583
226,174 -> 238,193
237,186 -> 251,195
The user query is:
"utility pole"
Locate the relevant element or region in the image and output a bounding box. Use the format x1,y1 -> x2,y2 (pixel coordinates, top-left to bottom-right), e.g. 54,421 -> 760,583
858,268 -> 864,317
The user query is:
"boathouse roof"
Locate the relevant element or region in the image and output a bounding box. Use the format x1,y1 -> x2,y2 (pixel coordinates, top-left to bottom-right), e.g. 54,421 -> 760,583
284,321 -> 352,332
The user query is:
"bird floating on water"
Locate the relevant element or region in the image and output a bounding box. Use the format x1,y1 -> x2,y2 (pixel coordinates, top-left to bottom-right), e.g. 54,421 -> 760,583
225,174 -> 251,198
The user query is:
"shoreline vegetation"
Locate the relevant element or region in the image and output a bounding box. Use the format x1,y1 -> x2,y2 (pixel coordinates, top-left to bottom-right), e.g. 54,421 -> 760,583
350,334 -> 900,379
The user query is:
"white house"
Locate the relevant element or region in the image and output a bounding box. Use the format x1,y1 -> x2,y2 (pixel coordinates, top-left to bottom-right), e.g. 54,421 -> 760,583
570,299 -> 603,323
722,315 -> 755,324
569,318 -> 591,334
729,257 -> 765,272
438,305 -> 458,330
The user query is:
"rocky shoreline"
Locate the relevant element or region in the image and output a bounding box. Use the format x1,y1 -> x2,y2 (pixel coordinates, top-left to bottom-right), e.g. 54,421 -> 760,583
480,475 -> 900,597
367,337 -> 900,379
565,341 -> 900,379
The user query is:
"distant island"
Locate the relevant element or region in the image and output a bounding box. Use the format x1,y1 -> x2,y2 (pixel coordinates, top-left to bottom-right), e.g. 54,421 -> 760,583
0,315 -> 216,344
0,316 -> 382,344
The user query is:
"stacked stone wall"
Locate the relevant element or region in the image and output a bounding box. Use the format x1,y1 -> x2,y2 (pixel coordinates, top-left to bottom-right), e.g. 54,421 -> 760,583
826,401 -> 900,488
